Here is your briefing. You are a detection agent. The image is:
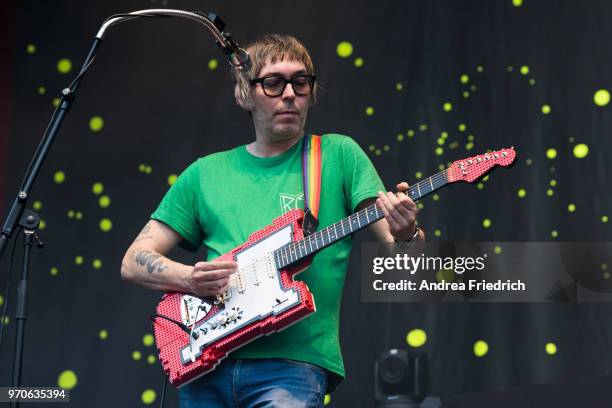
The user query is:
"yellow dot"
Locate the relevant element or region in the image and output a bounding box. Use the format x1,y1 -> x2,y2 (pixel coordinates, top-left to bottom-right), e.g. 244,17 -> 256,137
546,148 -> 557,159
567,203 -> 576,213
336,41 -> 353,58
529,78 -> 536,85
208,58 -> 218,70
57,59 -> 72,74
477,65 -> 484,72
438,164 -> 445,171
551,230 -> 559,238
57,370 -> 77,389
443,102 -> 452,112
494,246 -> 503,254
92,182 -> 104,195
512,0 -> 523,6
517,188 -> 526,198
507,66 -> 514,72
476,182 -> 484,190
397,133 -> 404,142
417,202 -> 424,210
383,145 -> 390,152
2,316 -> 9,325
89,116 -> 104,132
441,131 -> 448,139
92,259 -> 102,269
483,218 -> 491,228
460,74 -> 469,84
458,123 -> 466,132
407,130 -> 415,137
546,189 -> 554,197
100,218 -> 113,232
75,255 -> 84,265
435,147 -> 444,156
365,106 -> 374,116
99,195 -> 111,208
99,330 -> 108,340
465,142 -> 474,150
54,171 -> 66,184
605,272 -> 610,279
419,124 -> 428,131
415,171 -> 423,179
594,89 -> 610,106
75,212 -> 83,220
147,355 -> 157,364
0,295 -> 3,306
37,86 -> 46,95
463,91 -> 470,98
32,200 -> 42,210
142,389 -> 156,404
545,342 -> 557,355
602,215 -> 609,223
67,210 -> 75,219
396,83 -> 403,91
541,104 -> 551,114
50,267 -> 58,276
143,334 -> 155,347
520,65 -> 529,75
368,145 -> 376,152
406,328 -> 427,348
132,351 -> 142,360
26,43 -> 36,54
573,143 -> 589,158
324,394 -> 331,405
549,179 -> 557,186
375,149 -> 381,156
474,340 -> 489,357
52,98 -> 60,107
354,57 -> 364,68
467,135 -> 474,142
433,194 -> 439,201
39,219 -> 46,229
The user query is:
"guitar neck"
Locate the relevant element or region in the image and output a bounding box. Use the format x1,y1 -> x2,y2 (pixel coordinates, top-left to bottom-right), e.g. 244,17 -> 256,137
273,169 -> 450,269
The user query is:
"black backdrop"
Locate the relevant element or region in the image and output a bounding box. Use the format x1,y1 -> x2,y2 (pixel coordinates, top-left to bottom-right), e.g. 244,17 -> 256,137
1,0 -> 612,406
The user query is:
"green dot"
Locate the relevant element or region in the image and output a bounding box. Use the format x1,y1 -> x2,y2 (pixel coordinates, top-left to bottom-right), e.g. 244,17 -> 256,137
375,149 -> 381,156
383,145 -> 390,152
100,218 -> 113,232
92,182 -> 104,195
39,220 -> 46,229
58,370 -> 77,389
0,295 -> 3,306
549,179 -> 557,186
573,143 -> 589,158
567,203 -> 576,213
476,182 -> 484,190
92,259 -> 102,269
147,355 -> 157,364
602,215 -> 609,223
438,164 -> 445,171
166,174 -> 177,186
26,43 -> 36,54
419,124 -> 428,131
541,104 -> 551,114
433,194 -> 439,201
99,329 -> 108,340
474,340 -> 489,357
483,175 -> 490,182
365,106 -> 374,116
551,230 -> 559,238
520,65 -> 529,75
395,83 -> 403,91
546,189 -> 554,197
467,135 -> 474,142
463,91 -> 470,98
57,59 -> 72,74
54,171 -> 66,184
142,389 -> 156,404
33,200 -> 42,210
50,267 -> 58,276
434,229 -> 442,237
460,74 -> 469,84
443,102 -> 452,112
208,58 -> 218,70
75,212 -> 83,220
324,394 -> 331,406
476,65 -> 484,73
132,350 -> 142,360
67,209 -> 74,218
407,130 -> 415,137
2,316 -> 9,325
52,98 -> 60,107
529,78 -> 536,85
435,147 -> 444,156
143,334 -> 155,347
517,188 -> 526,198
336,41 -> 353,58
406,328 -> 427,348
441,131 -> 449,139
465,142 -> 474,151
396,133 -> 404,142
75,256 -> 84,266
482,218 -> 491,228
37,86 -> 46,95
89,116 -> 104,132
417,202 -> 424,210
605,272 -> 610,279
494,246 -> 503,254
458,123 -> 466,132
601,263 -> 608,271
354,57 -> 364,68
507,65 -> 514,72
594,89 -> 610,106
546,148 -> 557,159
437,138 -> 445,146
415,171 -> 423,179
526,158 -> 532,165
368,145 -> 375,152
545,342 -> 557,355
99,195 -> 111,208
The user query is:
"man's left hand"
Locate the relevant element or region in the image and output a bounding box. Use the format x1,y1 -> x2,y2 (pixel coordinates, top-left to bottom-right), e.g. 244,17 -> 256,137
376,182 -> 419,241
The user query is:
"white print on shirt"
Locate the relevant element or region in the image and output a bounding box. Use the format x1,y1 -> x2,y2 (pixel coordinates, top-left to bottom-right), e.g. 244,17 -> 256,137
279,192 -> 304,214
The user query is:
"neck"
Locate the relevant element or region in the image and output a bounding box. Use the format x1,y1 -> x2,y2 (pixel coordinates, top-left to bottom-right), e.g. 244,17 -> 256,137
247,131 -> 303,157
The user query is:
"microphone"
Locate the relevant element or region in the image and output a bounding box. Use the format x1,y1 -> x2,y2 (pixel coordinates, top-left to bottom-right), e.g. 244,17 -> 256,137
220,33 -> 252,72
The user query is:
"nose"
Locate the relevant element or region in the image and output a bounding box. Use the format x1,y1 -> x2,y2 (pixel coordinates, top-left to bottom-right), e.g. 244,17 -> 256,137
281,82 -> 296,100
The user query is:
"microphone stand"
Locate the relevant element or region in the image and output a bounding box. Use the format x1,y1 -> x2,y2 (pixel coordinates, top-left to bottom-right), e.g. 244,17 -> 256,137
0,9 -> 249,406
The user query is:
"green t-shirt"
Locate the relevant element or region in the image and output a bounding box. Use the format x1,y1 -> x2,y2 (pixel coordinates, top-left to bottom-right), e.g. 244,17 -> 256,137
151,133 -> 385,390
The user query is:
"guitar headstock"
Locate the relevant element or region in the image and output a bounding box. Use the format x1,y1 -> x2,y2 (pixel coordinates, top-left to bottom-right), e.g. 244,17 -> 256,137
447,147 -> 516,183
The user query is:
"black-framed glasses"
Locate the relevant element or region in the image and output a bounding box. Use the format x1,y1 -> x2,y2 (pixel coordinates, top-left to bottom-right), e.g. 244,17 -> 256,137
250,75 -> 316,97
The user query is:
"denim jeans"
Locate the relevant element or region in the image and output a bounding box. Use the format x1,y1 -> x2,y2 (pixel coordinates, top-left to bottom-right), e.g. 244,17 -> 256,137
179,358 -> 328,408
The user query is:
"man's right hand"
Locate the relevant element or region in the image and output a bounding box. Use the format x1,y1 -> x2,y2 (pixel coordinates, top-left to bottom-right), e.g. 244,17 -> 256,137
183,261 -> 238,297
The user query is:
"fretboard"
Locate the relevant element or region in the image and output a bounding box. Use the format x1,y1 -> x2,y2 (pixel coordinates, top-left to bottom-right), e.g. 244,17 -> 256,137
273,169 -> 449,269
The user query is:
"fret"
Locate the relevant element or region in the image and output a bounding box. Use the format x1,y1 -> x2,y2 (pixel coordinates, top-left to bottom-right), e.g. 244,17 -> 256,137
325,227 -> 331,244
340,219 -> 345,235
416,182 -> 421,198
333,223 -> 339,239
365,208 -> 370,223
429,177 -> 434,191
308,236 -> 313,253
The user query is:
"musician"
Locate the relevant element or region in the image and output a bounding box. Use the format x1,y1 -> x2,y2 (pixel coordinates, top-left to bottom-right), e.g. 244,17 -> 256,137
121,34 -> 424,407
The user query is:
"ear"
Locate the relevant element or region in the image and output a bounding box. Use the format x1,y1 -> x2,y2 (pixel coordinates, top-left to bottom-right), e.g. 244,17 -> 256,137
234,83 -> 253,112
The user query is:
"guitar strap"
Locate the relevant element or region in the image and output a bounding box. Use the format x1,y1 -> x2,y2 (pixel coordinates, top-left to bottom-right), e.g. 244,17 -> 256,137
301,134 -> 321,236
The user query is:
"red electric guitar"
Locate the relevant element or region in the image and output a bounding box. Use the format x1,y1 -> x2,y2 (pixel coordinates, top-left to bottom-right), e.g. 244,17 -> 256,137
153,147 -> 516,387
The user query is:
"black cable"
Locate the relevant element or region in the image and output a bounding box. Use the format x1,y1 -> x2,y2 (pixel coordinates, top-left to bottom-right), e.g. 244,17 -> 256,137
0,229 -> 20,355
150,313 -> 193,337
159,372 -> 167,408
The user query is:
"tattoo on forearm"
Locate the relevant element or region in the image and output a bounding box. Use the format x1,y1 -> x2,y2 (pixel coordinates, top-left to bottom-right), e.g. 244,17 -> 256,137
134,250 -> 168,273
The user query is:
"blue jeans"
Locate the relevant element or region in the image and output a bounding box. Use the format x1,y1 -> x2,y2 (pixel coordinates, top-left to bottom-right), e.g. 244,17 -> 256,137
179,358 -> 328,408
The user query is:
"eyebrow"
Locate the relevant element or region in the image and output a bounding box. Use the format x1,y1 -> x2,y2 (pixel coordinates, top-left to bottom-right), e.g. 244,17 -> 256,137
259,69 -> 308,77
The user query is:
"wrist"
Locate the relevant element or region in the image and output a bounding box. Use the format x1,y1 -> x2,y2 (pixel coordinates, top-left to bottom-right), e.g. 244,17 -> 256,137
393,225 -> 420,243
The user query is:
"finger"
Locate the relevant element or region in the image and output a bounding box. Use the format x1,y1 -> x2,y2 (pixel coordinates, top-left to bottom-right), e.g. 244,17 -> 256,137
377,195 -> 401,232
194,268 -> 236,281
197,276 -> 229,290
396,182 -> 409,192
383,192 -> 408,226
194,261 -> 238,271
215,283 -> 230,295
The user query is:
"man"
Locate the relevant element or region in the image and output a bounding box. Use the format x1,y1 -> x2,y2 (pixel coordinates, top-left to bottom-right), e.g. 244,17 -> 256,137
121,34 -> 424,407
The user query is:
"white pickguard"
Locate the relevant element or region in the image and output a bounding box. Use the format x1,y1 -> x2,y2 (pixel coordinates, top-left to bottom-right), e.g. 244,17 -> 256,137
179,224 -> 302,364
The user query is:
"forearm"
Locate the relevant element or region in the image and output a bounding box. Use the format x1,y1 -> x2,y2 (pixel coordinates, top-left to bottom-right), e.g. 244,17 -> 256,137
121,246 -> 191,292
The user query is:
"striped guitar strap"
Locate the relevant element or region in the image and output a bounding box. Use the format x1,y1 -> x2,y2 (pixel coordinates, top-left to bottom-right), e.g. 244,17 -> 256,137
301,134 -> 322,236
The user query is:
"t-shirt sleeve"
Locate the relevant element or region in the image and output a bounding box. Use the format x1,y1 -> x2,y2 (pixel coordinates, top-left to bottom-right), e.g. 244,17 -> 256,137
340,136 -> 386,212
150,160 -> 204,252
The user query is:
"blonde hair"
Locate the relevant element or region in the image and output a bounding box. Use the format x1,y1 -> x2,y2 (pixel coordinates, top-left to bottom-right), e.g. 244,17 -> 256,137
232,34 -> 317,111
